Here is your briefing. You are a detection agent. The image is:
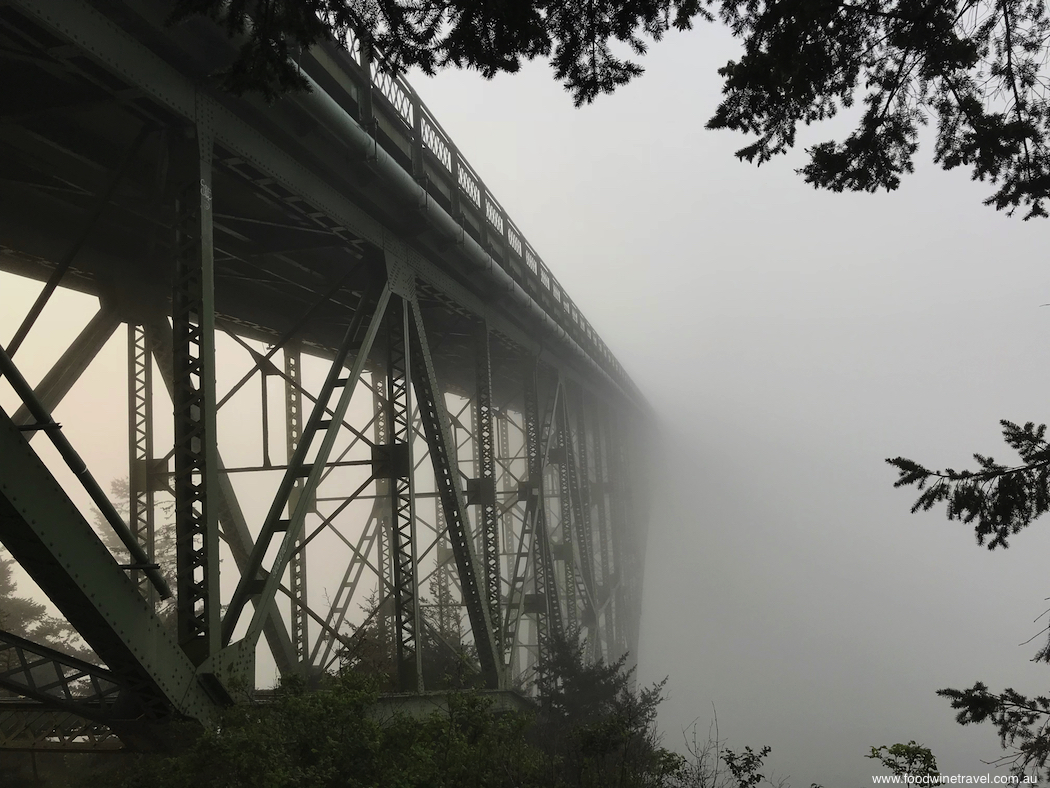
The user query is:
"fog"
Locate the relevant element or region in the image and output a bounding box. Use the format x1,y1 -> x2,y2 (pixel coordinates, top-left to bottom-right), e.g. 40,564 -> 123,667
3,16 -> 1050,786
406,20 -> 1050,786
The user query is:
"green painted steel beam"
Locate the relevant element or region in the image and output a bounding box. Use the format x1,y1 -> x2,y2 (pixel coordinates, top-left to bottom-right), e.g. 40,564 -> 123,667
0,405 -> 222,726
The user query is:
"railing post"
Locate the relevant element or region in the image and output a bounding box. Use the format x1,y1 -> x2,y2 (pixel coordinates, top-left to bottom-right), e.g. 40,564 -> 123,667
450,150 -> 462,221
411,93 -> 424,182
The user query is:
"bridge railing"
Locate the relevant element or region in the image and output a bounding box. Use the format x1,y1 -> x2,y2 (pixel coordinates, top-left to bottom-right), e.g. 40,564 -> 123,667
307,28 -> 628,389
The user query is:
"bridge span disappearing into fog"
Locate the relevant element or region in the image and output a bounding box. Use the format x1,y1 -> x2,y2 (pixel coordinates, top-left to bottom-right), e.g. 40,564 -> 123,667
0,0 -> 653,750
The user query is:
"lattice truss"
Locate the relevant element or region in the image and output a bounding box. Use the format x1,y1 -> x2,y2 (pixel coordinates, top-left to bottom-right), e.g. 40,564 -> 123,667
0,0 -> 649,752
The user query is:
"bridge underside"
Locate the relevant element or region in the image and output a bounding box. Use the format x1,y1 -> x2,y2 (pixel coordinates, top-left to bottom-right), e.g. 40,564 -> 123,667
0,0 -> 651,750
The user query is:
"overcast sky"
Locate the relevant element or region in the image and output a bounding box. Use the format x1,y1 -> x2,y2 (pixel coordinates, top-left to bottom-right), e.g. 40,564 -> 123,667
403,19 -> 1050,786
4,14 -> 1050,786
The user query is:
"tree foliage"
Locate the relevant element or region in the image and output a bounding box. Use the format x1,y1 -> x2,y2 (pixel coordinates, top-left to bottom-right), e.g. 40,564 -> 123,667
887,420 -> 1050,550
938,683 -> 1050,779
73,638 -> 693,788
707,0 -> 1050,217
534,636 -> 680,787
172,0 -> 1050,216
867,741 -> 940,780
674,717 -> 785,788
721,745 -> 772,788
84,672 -> 544,788
0,551 -> 88,659
168,0 -> 706,105
889,427 -> 1050,770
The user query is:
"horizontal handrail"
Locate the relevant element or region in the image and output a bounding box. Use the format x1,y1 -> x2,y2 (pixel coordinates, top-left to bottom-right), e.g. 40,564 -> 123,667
313,30 -> 630,390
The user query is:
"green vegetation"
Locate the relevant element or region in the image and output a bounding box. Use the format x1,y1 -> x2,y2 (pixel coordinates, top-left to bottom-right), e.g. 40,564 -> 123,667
0,552 -> 84,657
68,638 -> 680,788
890,425 -> 1050,779
867,741 -> 940,781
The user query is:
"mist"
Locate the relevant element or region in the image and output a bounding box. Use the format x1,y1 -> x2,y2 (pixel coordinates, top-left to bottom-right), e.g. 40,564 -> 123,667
2,11 -> 1049,785
406,19 -> 1050,785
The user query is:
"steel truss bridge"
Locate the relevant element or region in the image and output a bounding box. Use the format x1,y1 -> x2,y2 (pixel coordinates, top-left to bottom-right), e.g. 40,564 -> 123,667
0,0 -> 653,752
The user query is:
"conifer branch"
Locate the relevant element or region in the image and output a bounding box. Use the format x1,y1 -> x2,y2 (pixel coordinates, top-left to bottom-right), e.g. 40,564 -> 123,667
886,420 -> 1050,549
938,683 -> 1050,777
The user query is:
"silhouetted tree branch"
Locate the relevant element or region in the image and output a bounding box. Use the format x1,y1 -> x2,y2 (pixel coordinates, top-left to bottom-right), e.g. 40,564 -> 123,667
887,420 -> 1050,550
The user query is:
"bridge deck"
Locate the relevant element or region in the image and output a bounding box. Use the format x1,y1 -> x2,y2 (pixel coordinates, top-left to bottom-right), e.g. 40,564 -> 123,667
0,0 -> 643,408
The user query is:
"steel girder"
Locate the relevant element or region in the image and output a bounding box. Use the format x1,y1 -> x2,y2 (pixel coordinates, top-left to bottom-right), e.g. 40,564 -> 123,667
0,0 -> 652,749
172,130 -> 221,667
0,630 -> 122,718
0,702 -> 122,751
0,405 -> 219,725
383,295 -> 422,691
472,324 -> 502,656
10,306 -> 121,429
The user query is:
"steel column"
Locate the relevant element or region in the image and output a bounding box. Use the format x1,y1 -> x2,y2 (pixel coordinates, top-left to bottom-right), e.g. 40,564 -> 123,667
473,323 -> 501,655
384,295 -> 422,691
171,121 -> 220,666
146,323 -> 298,675
284,340 -> 309,670
555,395 -> 578,633
127,322 -> 156,602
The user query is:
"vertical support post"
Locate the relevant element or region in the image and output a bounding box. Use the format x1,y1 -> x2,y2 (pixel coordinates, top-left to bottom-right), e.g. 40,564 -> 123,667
518,360 -> 561,676
495,408 -> 517,672
615,414 -> 642,663
172,116 -> 220,666
555,399 -> 577,633
473,323 -> 501,656
284,340 -> 309,671
604,406 -> 628,661
384,296 -> 422,692
358,34 -> 375,134
560,390 -> 598,637
411,94 -> 424,181
572,388 -> 598,596
372,377 -> 393,671
127,323 -> 156,603
590,394 -> 615,661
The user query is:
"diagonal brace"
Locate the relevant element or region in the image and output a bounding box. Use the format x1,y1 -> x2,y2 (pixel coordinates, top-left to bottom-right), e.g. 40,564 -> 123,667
222,281 -> 391,647
407,299 -> 502,689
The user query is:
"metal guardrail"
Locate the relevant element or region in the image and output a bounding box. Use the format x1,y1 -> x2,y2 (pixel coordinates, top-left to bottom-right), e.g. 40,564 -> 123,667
310,29 -> 628,389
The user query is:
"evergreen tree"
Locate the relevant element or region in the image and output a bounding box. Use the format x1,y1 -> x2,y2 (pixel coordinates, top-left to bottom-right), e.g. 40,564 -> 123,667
890,427 -> 1050,778
534,636 -> 681,788
72,645 -> 687,788
0,551 -> 87,660
867,741 -> 940,782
